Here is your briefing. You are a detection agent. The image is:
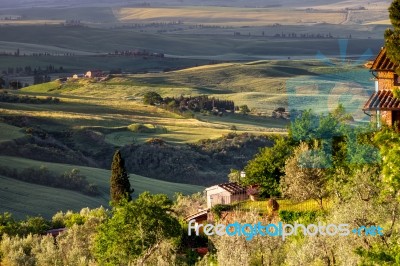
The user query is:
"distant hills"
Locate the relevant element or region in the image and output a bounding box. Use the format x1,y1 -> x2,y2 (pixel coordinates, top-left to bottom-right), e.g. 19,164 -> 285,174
0,0 -> 391,9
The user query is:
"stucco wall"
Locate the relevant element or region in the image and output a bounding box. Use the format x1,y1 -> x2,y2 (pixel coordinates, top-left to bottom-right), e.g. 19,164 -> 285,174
377,71 -> 395,91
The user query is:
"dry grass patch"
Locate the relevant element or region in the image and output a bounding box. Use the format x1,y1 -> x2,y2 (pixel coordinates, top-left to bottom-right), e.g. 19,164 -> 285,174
115,7 -> 346,26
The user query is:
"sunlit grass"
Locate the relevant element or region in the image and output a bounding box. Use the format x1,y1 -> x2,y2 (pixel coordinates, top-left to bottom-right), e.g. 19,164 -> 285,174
238,198 -> 332,214
115,7 -> 346,26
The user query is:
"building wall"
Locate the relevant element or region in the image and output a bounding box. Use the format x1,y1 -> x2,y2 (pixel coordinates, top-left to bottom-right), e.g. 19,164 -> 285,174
206,187 -> 231,208
381,110 -> 393,126
231,192 -> 248,203
209,191 -> 232,207
377,71 -> 395,91
376,71 -> 395,127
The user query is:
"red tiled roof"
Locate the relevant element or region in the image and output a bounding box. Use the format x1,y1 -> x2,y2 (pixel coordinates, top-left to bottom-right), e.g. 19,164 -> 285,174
185,209 -> 208,221
363,90 -> 400,110
218,182 -> 246,194
45,228 -> 67,237
371,47 -> 398,72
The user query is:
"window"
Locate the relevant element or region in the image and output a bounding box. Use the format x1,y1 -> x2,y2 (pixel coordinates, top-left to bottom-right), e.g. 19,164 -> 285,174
394,74 -> 400,86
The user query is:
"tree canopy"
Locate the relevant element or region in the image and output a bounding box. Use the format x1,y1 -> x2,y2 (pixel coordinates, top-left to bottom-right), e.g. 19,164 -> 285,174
110,150 -> 133,205
385,0 -> 400,71
94,192 -> 181,265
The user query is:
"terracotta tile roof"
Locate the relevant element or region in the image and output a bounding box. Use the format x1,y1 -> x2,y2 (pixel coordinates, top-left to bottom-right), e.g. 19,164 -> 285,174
363,90 -> 400,110
217,182 -> 246,194
371,47 -> 398,72
185,209 -> 208,221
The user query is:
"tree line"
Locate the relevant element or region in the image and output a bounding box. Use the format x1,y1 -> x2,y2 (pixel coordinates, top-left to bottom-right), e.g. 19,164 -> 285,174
0,91 -> 60,104
1,65 -> 64,76
143,92 -> 235,113
0,166 -> 99,196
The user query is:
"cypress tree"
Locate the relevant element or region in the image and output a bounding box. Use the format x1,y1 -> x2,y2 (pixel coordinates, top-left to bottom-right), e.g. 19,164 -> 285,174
385,0 -> 400,71
110,150 -> 133,204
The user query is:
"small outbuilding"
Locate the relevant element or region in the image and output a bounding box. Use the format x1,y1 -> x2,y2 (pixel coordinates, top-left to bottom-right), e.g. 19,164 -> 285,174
205,182 -> 247,209
85,70 -> 103,78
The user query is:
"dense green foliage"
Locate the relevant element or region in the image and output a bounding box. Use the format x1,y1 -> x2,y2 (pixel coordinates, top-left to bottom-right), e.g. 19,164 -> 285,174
238,105 -> 250,115
94,192 -> 181,265
385,0 -> 400,71
110,150 -> 133,205
143,91 -> 163,105
281,142 -> 329,207
243,136 -> 294,197
210,204 -> 234,220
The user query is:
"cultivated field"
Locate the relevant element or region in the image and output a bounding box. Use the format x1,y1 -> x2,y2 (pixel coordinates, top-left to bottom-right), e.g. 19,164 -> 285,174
0,156 -> 204,219
115,7 -> 347,26
20,59 -> 374,118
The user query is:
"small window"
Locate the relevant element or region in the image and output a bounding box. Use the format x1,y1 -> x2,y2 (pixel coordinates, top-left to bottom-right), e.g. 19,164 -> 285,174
394,74 -> 400,86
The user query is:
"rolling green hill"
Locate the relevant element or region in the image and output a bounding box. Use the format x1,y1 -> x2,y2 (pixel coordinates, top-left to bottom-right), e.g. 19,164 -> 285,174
0,25 -> 383,58
22,59 -> 374,116
0,156 -> 204,219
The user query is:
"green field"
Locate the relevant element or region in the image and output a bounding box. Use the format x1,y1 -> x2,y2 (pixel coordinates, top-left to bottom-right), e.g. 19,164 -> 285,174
0,122 -> 24,142
0,25 -> 383,58
0,156 -> 204,219
21,59 -> 374,118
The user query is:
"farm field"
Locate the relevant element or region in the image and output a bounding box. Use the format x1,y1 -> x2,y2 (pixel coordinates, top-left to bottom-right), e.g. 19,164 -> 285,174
0,0 -> 387,221
0,156 -> 204,219
115,7 -> 347,26
20,58 -> 375,118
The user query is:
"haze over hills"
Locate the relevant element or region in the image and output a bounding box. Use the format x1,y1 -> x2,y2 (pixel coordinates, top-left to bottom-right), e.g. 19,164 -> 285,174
0,0 -> 391,8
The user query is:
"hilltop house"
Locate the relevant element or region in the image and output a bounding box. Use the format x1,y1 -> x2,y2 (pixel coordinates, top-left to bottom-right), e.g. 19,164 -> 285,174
72,74 -> 84,79
85,70 -> 103,78
205,182 -> 247,209
364,47 -> 400,128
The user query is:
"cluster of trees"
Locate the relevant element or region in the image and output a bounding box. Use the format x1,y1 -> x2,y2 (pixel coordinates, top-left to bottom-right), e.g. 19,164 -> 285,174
1,128 -> 400,265
143,91 -> 235,113
385,0 -> 400,72
0,79 -> 28,90
0,166 -> 99,196
273,32 -> 335,38
111,49 -> 164,58
0,91 -> 60,104
0,151 -> 198,265
1,65 -> 64,76
0,194 -> 194,266
220,106 -> 399,265
241,105 -> 368,198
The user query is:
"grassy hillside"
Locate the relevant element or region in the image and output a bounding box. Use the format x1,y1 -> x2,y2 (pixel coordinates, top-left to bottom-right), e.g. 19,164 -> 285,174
0,58 -> 374,219
0,156 -> 204,219
21,59 -> 374,119
0,25 -> 383,58
0,122 -> 24,143
115,7 -> 346,26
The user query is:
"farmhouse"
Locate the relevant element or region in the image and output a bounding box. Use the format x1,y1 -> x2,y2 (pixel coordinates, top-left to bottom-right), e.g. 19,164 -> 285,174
185,182 -> 247,226
85,70 -> 103,78
364,47 -> 400,128
205,182 -> 247,209
72,74 -> 84,79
